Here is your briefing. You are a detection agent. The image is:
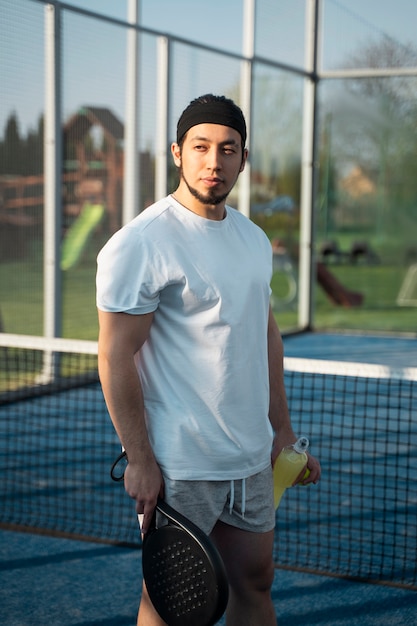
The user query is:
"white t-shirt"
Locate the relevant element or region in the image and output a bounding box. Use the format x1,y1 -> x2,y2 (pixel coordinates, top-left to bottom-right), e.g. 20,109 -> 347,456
96,195 -> 274,480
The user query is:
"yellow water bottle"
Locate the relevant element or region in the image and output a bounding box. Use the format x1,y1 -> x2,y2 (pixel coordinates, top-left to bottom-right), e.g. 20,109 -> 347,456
273,436 -> 309,509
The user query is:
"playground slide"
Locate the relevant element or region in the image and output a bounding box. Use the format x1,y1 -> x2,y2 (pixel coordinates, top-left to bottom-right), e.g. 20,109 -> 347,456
61,203 -> 104,271
317,262 -> 363,307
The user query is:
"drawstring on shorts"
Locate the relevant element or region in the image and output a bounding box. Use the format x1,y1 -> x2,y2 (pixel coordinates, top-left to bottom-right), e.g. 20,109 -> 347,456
229,478 -> 246,518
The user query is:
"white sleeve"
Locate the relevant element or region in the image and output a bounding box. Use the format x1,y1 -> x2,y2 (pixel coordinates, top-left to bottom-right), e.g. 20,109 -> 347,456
96,226 -> 161,314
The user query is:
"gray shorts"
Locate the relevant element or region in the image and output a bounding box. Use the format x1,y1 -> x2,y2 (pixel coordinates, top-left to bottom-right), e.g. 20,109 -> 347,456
159,466 -> 275,536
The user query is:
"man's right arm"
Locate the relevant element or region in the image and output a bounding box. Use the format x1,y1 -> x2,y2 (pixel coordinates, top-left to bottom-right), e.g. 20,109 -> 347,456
97,309 -> 163,533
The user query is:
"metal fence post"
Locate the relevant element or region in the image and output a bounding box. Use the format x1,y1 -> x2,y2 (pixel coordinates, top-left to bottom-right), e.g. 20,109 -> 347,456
42,2 -> 63,380
123,0 -> 140,223
298,0 -> 320,329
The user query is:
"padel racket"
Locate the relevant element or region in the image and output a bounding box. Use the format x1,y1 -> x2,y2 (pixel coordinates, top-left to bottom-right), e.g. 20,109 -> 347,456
111,451 -> 229,626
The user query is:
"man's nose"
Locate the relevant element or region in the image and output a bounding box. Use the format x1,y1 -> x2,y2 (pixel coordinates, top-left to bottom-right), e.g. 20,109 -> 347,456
206,148 -> 221,169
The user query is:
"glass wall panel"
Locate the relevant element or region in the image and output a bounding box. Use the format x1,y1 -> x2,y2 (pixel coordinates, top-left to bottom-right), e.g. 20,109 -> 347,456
0,0 -> 45,335
64,0 -> 127,22
255,0 -> 306,70
4,0 -> 417,340
321,0 -> 417,71
65,0 -> 244,56
250,66 -> 304,330
141,0 -> 243,55
315,76 -> 417,332
61,10 -> 129,339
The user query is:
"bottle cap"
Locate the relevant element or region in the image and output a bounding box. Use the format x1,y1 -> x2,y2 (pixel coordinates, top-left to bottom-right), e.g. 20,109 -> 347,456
293,436 -> 309,453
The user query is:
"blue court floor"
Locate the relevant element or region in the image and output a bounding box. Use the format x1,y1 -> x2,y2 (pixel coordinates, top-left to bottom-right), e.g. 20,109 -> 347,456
1,529 -> 417,626
2,332 -> 417,625
282,331 -> 417,368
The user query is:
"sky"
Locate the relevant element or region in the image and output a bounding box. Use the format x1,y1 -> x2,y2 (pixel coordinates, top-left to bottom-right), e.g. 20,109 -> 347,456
2,0 -> 417,139
61,0 -> 417,65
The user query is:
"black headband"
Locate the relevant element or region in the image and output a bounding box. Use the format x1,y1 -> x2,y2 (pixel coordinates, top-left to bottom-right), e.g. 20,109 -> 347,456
176,97 -> 247,145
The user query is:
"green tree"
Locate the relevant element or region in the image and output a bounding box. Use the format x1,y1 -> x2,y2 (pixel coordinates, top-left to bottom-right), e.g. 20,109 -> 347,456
24,115 -> 44,175
2,112 -> 22,174
322,36 -> 417,244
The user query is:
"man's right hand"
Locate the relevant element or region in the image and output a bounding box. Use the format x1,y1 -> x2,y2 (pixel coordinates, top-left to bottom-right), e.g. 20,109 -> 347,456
124,458 -> 164,534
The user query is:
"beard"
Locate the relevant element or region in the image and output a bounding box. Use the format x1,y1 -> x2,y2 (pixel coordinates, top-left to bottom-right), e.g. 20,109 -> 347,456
180,165 -> 230,206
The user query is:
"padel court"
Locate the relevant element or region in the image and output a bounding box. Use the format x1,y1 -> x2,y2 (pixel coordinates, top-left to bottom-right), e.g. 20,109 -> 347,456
1,332 -> 416,624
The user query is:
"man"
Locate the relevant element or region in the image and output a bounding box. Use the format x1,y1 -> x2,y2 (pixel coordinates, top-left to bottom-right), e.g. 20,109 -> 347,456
97,94 -> 321,626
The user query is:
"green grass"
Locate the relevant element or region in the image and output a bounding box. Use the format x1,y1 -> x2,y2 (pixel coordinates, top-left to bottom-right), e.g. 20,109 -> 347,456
0,258 -> 44,335
271,263 -> 416,334
1,244 -> 416,340
0,238 -> 101,340
0,346 -> 98,393
62,264 -> 100,339
315,265 -> 416,332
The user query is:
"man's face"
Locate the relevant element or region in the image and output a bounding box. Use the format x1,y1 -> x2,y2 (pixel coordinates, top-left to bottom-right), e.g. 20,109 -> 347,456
172,123 -> 247,208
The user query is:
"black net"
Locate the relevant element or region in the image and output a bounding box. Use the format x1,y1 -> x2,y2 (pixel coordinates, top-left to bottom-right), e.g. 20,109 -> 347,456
1,337 -> 416,588
275,358 -> 417,589
0,336 -> 138,544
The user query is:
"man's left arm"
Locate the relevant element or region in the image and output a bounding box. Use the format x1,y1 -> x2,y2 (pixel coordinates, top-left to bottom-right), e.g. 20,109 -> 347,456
268,306 -> 321,485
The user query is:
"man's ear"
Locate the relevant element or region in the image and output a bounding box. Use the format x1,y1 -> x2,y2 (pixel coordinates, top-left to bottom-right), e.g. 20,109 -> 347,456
239,148 -> 249,173
171,142 -> 181,167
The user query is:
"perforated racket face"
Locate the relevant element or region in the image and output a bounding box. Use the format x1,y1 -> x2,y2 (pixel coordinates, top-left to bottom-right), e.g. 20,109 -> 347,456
143,525 -> 226,626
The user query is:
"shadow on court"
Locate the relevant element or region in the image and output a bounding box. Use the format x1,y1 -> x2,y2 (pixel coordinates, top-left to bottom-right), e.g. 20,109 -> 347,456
1,529 -> 416,626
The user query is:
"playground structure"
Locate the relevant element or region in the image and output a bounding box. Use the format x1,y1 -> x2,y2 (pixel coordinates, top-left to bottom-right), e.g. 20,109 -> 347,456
271,255 -> 364,310
60,203 -> 105,271
271,238 -> 364,310
0,107 -> 153,266
397,264 -> 417,306
63,107 -> 124,235
318,240 -> 380,266
317,262 -> 363,307
271,249 -> 298,311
